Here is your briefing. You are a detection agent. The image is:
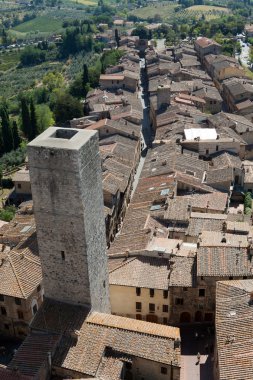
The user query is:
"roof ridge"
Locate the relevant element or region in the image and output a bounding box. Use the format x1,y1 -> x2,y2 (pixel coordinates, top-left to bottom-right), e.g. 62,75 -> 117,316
8,253 -> 26,298
109,257 -> 136,274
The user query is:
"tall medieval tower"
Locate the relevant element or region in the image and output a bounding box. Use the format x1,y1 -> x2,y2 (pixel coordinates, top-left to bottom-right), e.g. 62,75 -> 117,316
28,127 -> 110,313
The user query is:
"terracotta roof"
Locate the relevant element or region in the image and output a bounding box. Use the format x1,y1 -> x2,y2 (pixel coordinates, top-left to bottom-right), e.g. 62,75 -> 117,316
195,37 -> 221,49
100,74 -> 124,81
187,212 -> 227,237
216,279 -> 253,380
169,255 -> 196,287
7,334 -> 59,377
12,169 -> 30,182
0,237 -> 42,299
197,246 -> 253,277
199,231 -> 249,248
109,256 -> 170,289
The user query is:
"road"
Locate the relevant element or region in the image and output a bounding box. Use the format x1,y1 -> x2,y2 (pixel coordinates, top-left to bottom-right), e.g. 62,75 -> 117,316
237,39 -> 250,67
131,59 -> 153,197
180,325 -> 214,380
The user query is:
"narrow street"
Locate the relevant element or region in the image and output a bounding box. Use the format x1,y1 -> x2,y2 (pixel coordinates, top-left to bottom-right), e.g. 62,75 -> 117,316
131,59 -> 153,197
180,326 -> 214,380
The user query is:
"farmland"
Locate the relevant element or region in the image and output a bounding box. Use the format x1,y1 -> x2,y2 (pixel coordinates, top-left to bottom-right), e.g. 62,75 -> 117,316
129,3 -> 179,21
175,5 -> 230,22
0,51 -> 21,72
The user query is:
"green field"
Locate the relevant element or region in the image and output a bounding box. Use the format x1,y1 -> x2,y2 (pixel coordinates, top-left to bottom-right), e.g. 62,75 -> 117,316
129,3 -> 179,21
175,5 -> 230,21
0,51 -> 21,72
13,15 -> 64,34
67,0 -> 97,5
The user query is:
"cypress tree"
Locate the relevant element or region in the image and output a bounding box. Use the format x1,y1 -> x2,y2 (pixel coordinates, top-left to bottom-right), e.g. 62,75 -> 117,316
21,97 -> 31,139
0,105 -> 13,153
30,99 -> 38,140
115,28 -> 120,47
82,63 -> 89,87
12,120 -> 21,150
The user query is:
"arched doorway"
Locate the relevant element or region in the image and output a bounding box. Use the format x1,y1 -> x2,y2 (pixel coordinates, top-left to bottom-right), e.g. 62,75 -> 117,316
180,312 -> 191,323
195,311 -> 203,322
204,313 -> 213,322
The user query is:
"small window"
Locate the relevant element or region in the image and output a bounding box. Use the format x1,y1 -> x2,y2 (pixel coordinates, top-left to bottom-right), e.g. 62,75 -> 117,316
175,298 -> 183,305
201,276 -> 204,281
136,302 -> 142,312
150,289 -> 154,297
136,314 -> 142,320
37,285 -> 41,292
17,310 -> 24,319
17,184 -> 21,189
149,303 -> 155,313
163,305 -> 169,313
161,367 -> 167,375
33,304 -> 38,315
229,276 -> 233,280
216,145 -> 219,151
1,306 -> 7,315
4,324 -> 9,330
183,287 -> 188,291
126,362 -> 132,370
61,251 -> 65,260
136,287 -> 141,296
199,289 -> 205,297
163,290 -> 168,299
243,276 -> 248,279
0,294 -> 4,302
15,298 -> 21,305
163,317 -> 168,324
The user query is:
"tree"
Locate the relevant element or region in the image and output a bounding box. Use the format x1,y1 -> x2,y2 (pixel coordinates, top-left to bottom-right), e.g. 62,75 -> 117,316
131,25 -> 148,40
30,99 -> 38,140
36,104 -> 55,132
20,47 -> 46,66
20,97 -> 31,139
12,120 -> 21,150
82,64 -> 89,88
0,104 -> 13,153
115,28 -> 120,47
42,72 -> 64,92
53,91 -> 83,123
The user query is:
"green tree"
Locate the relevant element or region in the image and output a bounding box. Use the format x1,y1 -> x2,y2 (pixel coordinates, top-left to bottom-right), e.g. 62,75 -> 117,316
20,47 -> 46,66
53,91 -> 83,123
42,71 -> 64,92
82,63 -> 89,88
30,99 -> 38,140
12,120 -> 21,150
20,97 -> 31,139
36,104 -> 54,132
0,105 -> 13,153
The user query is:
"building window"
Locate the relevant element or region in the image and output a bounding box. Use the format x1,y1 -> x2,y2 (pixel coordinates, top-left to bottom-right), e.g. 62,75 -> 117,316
201,276 -> 204,280
136,314 -> 142,320
136,302 -> 142,312
163,317 -> 168,324
4,324 -> 9,330
229,276 -> 233,280
161,367 -> 167,375
17,310 -> 24,319
37,285 -> 41,292
136,287 -> 141,296
1,306 -> 7,315
183,287 -> 188,291
216,145 -> 219,151
17,184 -> 21,189
199,289 -> 205,297
149,303 -> 155,313
163,290 -> 168,299
15,297 -> 21,305
61,251 -> 65,260
33,304 -> 38,315
150,289 -> 154,297
126,362 -> 132,370
163,305 -> 169,313
243,276 -> 248,279
0,294 -> 4,302
175,298 -> 184,305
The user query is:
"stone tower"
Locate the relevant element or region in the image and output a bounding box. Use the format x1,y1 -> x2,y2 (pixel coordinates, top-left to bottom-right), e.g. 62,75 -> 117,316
28,127 -> 110,313
157,84 -> 171,111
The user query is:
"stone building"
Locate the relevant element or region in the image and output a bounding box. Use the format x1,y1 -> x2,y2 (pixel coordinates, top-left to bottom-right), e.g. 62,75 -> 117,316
28,127 -> 110,312
2,128 -> 181,380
